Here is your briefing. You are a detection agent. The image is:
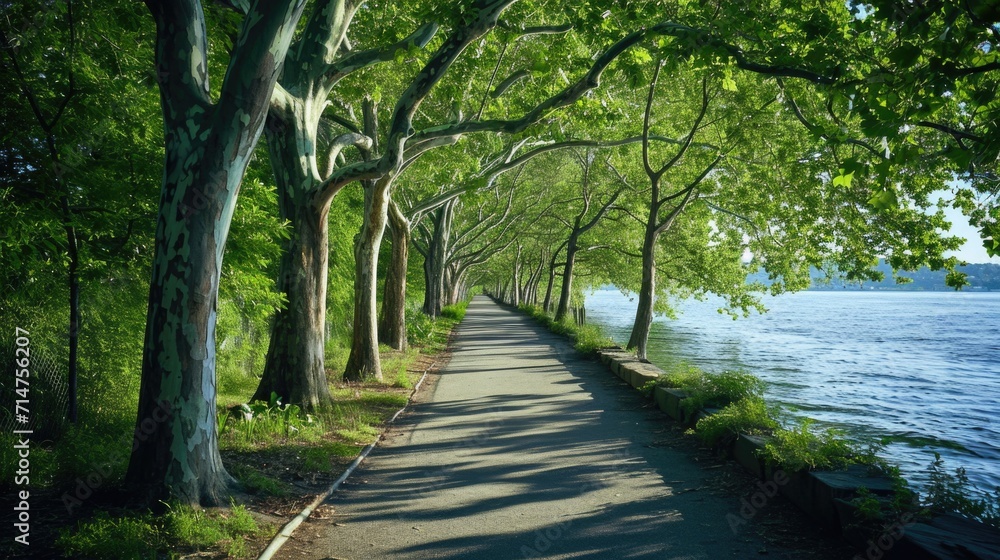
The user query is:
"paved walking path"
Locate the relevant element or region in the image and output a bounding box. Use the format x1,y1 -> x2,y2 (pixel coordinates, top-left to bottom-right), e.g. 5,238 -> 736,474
278,296 -> 847,559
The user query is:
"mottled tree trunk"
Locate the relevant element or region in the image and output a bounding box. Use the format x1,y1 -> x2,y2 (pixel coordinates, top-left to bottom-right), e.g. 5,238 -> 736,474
345,176 -> 390,381
421,203 -> 451,317
129,163 -> 238,505
253,95 -> 335,409
627,224 -> 658,361
127,0 -> 304,506
554,233 -> 579,322
252,190 -> 332,409
379,201 -> 409,351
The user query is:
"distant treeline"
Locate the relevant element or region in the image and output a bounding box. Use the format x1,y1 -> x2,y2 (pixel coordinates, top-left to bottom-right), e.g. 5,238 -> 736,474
749,261 -> 1000,291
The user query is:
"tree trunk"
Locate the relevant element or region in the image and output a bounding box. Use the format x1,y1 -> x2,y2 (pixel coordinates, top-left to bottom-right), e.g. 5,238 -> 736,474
627,224 -> 658,361
63,201 -> 79,424
542,266 -> 557,313
554,234 -> 579,323
446,265 -> 465,307
252,194 -> 333,409
511,244 -> 523,307
421,202 -> 451,317
379,201 -> 409,351
253,97 -> 335,409
127,0 -> 305,506
345,176 -> 391,382
127,152 -> 241,506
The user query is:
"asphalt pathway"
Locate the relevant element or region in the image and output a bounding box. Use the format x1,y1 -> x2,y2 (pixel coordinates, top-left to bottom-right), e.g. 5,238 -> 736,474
278,296 -> 848,559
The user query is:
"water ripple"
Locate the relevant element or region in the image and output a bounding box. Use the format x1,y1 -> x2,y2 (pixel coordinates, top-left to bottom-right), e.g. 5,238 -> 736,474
586,289 -> 1000,493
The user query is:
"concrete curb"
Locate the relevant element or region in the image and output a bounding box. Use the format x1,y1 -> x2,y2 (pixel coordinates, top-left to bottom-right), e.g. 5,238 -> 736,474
256,363 -> 434,560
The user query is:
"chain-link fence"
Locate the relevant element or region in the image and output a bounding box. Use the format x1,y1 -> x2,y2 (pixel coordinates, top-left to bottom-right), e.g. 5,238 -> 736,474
0,337 -> 69,439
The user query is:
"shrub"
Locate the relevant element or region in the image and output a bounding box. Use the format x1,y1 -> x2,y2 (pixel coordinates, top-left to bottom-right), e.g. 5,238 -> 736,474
923,453 -> 1000,528
681,370 -> 765,412
761,418 -> 882,472
694,397 -> 779,446
441,301 -> 468,321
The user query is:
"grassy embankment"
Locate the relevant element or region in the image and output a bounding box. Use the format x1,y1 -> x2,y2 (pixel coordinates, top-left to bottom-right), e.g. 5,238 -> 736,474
0,301 -> 467,559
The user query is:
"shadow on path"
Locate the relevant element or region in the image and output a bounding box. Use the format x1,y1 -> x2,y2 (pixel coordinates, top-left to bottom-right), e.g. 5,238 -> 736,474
277,296 -> 852,560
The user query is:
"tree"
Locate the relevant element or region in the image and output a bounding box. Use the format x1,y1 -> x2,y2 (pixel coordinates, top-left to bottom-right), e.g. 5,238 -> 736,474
126,0 -> 308,506
551,150 -> 624,322
605,54 -> 962,360
250,0 -> 438,406
1,0 -> 165,428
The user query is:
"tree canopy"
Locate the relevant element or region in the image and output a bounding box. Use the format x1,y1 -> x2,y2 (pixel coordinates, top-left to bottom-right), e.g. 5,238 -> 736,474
1,0 -> 995,507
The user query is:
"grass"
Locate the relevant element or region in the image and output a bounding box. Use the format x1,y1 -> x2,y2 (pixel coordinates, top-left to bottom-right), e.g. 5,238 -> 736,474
518,303 -> 617,355
55,502 -> 269,560
48,299 -> 466,560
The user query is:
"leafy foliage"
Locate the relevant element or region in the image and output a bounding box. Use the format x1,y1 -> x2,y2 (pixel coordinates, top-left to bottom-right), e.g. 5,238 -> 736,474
923,453 -> 1000,528
694,397 -> 779,446
680,370 -> 766,412
761,419 -> 884,472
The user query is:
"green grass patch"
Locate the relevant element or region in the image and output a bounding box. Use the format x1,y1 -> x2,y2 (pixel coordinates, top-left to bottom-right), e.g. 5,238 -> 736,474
517,303 -> 616,355
360,391 -> 410,408
56,502 -> 268,560
301,441 -> 361,471
229,464 -> 292,497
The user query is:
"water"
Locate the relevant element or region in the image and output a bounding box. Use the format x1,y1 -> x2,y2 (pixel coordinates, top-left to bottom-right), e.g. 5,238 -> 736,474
585,288 -> 1000,493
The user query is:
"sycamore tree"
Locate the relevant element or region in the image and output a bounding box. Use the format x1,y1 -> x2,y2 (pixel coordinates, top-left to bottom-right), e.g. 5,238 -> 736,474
641,0 -> 999,261
606,54 -> 961,360
125,0 -> 309,506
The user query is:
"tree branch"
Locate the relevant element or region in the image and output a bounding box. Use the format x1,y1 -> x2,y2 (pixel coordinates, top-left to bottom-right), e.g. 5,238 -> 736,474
322,21 -> 438,90
323,132 -> 372,180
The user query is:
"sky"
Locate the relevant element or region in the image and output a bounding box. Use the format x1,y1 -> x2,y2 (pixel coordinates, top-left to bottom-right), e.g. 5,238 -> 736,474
936,186 -> 1000,265
943,204 -> 999,264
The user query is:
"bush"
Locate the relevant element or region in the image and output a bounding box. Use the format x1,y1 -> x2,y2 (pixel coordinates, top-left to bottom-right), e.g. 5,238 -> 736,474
681,369 -> 765,412
441,301 -> 468,321
694,397 -> 779,446
761,418 -> 883,472
923,453 -> 1000,528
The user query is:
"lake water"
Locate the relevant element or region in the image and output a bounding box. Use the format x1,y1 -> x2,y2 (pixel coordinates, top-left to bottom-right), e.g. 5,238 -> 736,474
584,288 -> 1000,493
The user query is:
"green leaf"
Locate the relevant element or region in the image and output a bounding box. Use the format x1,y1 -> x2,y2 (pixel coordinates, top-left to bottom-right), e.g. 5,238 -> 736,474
867,189 -> 898,211
631,47 -> 653,65
831,171 -> 854,188
530,58 -> 551,74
